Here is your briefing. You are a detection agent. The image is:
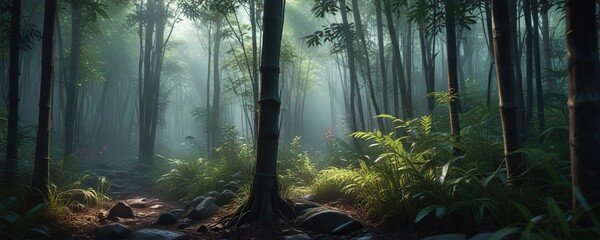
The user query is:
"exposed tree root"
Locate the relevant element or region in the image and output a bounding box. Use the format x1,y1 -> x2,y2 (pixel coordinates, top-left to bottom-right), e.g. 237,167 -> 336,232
226,175 -> 295,229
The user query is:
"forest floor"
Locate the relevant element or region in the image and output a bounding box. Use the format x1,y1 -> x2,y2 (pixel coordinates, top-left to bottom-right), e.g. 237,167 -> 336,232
49,191 -> 413,239
48,167 -> 413,240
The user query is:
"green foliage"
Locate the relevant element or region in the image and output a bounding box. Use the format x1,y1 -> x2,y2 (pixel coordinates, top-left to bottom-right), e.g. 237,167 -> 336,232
311,167 -> 360,202
156,157 -> 218,199
277,137 -> 317,188
406,0 -> 480,37
0,197 -> 49,240
43,175 -> 110,218
310,108 -> 575,238
490,191 -> 600,240
304,23 -> 355,54
323,130 -> 363,168
157,127 -> 254,200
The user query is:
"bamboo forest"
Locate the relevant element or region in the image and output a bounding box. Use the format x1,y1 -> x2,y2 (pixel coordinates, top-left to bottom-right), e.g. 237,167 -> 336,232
1,0 -> 600,239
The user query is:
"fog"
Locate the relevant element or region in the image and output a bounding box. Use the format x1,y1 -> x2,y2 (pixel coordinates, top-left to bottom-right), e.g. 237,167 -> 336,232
1,0 -> 571,163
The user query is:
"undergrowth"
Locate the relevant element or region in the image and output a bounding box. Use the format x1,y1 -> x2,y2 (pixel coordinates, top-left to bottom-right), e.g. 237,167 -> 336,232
306,94 -> 595,238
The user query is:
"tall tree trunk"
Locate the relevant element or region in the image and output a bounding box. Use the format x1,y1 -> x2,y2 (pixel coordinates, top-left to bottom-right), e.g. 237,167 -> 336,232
65,0 -> 82,159
339,0 -> 364,131
444,0 -> 462,145
405,21 -> 413,93
32,0 -> 57,203
384,0 -> 412,118
229,0 -> 292,226
532,0 -> 545,132
136,0 -> 169,165
491,0 -> 525,180
350,0 -> 384,130
541,0 -> 557,93
419,25 -> 435,114
485,0 -> 495,107
524,0 -> 534,129
139,0 -> 157,164
205,25 -> 212,158
211,19 -> 222,151
375,0 -> 389,115
148,0 -> 165,160
250,0 -> 259,145
566,0 -> 600,208
5,0 -> 21,191
509,0 -> 527,138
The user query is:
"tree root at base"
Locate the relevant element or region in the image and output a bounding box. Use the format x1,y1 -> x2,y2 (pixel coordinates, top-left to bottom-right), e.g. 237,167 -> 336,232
226,175 -> 295,228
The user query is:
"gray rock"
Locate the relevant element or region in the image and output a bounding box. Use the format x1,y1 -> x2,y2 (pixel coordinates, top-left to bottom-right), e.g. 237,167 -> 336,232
468,232 -> 493,240
284,233 -> 313,240
223,181 -> 240,192
196,225 -> 209,233
169,208 -> 186,217
332,220 -> 364,235
206,191 -> 220,198
96,223 -> 132,240
125,228 -> 190,240
185,196 -> 205,209
293,199 -> 322,213
297,207 -> 363,235
216,190 -> 237,206
157,212 -> 178,225
185,197 -> 219,220
107,201 -> 135,219
351,232 -> 378,240
421,234 -> 467,240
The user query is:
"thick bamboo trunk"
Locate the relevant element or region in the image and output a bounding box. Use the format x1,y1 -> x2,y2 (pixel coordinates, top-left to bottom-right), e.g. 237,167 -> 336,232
445,0 -> 462,144
65,0 -> 82,159
524,0 -> 534,129
230,0 -> 293,226
5,0 -> 21,191
491,0 -> 524,179
566,0 -> 600,208
532,0 -> 545,132
32,0 -> 58,203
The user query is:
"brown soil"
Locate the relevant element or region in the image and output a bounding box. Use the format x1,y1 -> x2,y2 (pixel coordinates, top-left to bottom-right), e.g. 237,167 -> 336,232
49,189 -> 413,239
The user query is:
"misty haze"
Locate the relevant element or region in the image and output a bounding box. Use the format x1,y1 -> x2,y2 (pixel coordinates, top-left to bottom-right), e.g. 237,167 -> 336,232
1,0 -> 599,239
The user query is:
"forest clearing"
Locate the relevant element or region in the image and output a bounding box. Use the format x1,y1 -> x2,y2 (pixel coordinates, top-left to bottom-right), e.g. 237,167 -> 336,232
1,0 -> 600,239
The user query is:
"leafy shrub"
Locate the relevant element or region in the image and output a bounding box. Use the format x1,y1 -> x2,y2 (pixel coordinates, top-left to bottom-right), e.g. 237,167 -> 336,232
156,157 -> 221,199
157,128 -> 254,200
278,137 -> 317,188
311,167 -> 360,202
